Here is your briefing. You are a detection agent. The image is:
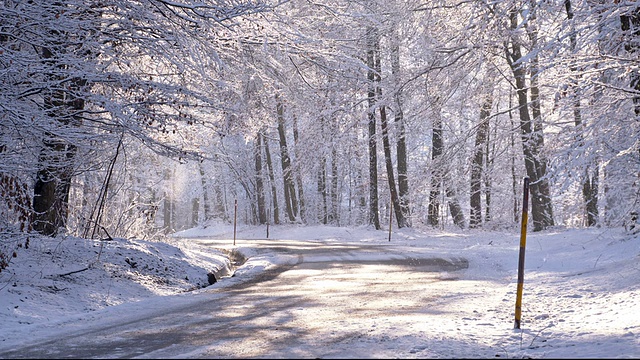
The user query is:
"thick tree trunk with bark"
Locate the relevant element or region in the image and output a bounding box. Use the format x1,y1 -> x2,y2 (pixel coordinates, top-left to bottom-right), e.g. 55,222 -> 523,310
276,97 -> 298,222
506,4 -> 554,231
366,26 -> 381,230
255,132 -> 267,224
32,138 -> 76,236
31,8 -> 94,236
391,30 -> 411,227
470,90 -> 493,228
292,116 -> 306,222
32,51 -> 84,236
379,102 -> 406,228
428,114 -> 443,227
371,27 -> 406,229
446,186 -> 465,229
263,132 -> 280,225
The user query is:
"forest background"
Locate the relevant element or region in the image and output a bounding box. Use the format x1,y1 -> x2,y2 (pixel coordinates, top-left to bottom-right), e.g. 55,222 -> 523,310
1,0 -> 640,267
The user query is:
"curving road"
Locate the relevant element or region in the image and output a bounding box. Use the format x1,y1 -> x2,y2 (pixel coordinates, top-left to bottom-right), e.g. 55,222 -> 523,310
0,239 -> 470,359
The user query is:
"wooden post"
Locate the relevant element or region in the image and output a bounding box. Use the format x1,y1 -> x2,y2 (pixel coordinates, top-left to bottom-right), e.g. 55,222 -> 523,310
388,200 -> 393,242
514,176 -> 529,329
233,199 -> 238,246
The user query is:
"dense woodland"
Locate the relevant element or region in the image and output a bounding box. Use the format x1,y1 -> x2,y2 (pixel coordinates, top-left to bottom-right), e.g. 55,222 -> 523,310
1,0 -> 639,268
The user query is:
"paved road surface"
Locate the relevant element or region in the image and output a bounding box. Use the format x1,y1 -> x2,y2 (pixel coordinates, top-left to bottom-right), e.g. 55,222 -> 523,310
0,239 -> 469,358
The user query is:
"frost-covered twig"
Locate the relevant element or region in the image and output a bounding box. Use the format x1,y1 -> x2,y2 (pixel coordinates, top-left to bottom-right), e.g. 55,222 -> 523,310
528,323 -> 554,348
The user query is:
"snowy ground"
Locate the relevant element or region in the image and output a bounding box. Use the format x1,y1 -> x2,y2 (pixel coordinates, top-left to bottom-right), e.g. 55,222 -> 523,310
0,223 -> 638,358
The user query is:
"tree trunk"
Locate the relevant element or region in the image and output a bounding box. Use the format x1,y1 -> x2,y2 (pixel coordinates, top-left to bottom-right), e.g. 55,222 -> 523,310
292,115 -> 306,222
510,90 -> 519,224
191,198 -> 199,227
379,103 -> 406,228
484,125 -> 493,223
620,6 -> 640,116
263,132 -> 280,225
373,27 -> 406,229
330,145 -> 339,225
619,3 -> 640,225
506,4 -> 554,231
32,45 -> 83,236
366,26 -> 381,230
276,96 -> 298,222
32,138 -> 76,236
198,162 -> 211,222
527,3 -> 555,230
214,182 -> 226,222
470,90 -> 492,228
446,186 -> 465,229
428,113 -> 443,227
255,132 -> 267,224
163,168 -> 174,234
391,28 -> 411,227
318,157 -> 328,224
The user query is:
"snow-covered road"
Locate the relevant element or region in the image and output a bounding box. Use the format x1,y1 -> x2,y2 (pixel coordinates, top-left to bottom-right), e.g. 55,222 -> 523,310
0,239 -> 476,359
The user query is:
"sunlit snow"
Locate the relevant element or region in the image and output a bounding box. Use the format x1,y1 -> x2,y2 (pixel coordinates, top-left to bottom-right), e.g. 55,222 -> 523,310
0,224 -> 638,358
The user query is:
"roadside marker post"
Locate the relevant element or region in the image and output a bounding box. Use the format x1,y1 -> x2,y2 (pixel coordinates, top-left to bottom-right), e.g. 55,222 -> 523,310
388,200 -> 393,242
233,199 -> 238,246
514,176 -> 530,329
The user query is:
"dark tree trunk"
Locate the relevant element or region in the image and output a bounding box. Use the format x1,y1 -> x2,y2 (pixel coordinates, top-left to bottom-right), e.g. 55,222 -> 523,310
263,132 -> 280,225
162,168 -> 174,234
318,157 -> 328,224
506,4 -> 554,231
371,26 -> 406,229
391,30 -> 411,227
32,44 -> 84,236
470,92 -> 492,228
366,26 -> 381,230
255,132 -> 267,224
32,138 -> 76,236
276,96 -> 298,222
446,186 -> 465,229
484,127 -> 493,223
509,91 -> 519,224
330,145 -> 339,225
527,5 -> 555,230
292,116 -> 306,222
378,103 -> 405,228
428,113 -> 443,227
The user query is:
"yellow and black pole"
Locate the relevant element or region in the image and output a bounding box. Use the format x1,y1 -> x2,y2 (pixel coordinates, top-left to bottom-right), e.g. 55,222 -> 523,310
388,200 -> 393,242
514,176 -> 530,329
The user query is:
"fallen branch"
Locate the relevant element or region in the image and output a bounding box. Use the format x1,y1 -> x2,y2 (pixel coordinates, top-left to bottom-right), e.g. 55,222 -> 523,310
47,266 -> 90,278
